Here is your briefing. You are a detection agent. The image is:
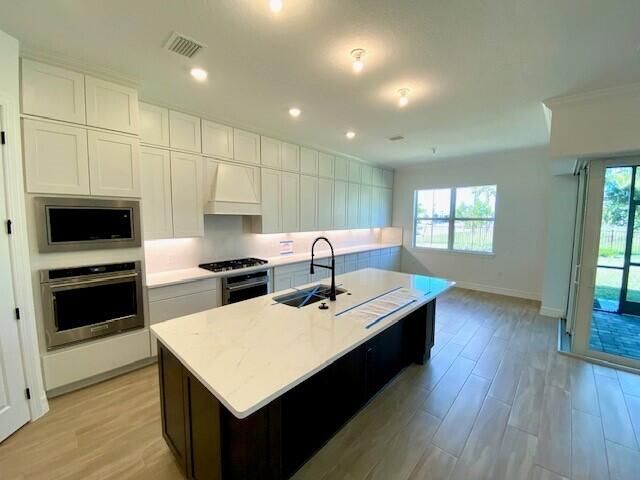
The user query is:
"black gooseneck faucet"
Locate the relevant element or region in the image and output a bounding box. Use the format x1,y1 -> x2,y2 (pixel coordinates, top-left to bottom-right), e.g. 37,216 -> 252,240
310,236 -> 337,301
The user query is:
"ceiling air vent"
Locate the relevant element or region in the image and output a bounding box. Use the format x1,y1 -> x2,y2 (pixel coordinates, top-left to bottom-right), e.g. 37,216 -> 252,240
164,32 -> 206,58
389,135 -> 405,141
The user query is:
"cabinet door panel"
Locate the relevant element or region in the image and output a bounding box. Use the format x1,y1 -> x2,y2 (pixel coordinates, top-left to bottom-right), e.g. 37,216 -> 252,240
170,152 -> 204,237
260,168 -> 282,233
348,160 -> 362,183
201,120 -> 233,159
21,59 -> 86,124
23,119 -> 90,195
372,167 -> 383,187
333,180 -> 348,229
318,153 -> 334,178
365,320 -> 405,400
334,157 -> 349,181
281,172 -> 300,233
382,188 -> 393,227
140,147 -> 173,239
300,147 -> 318,175
318,178 -> 333,231
159,346 -> 188,471
88,130 -> 141,197
383,169 -> 394,188
85,76 -> 139,134
347,183 -> 360,229
274,273 -> 293,292
361,164 -> 373,185
300,175 -> 318,232
169,111 -> 201,153
233,129 -> 260,165
260,136 -> 282,169
293,270 -> 311,287
139,103 -> 170,147
282,143 -> 300,172
358,185 -> 371,228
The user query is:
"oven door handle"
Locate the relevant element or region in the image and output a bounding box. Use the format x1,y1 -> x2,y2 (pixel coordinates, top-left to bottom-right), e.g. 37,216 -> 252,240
226,278 -> 269,291
48,272 -> 139,290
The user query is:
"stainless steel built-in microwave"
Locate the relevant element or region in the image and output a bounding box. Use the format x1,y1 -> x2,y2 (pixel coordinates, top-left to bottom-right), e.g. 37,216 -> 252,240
35,197 -> 141,253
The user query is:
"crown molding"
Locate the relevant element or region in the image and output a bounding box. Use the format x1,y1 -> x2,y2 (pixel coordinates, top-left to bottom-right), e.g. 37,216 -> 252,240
544,82 -> 640,109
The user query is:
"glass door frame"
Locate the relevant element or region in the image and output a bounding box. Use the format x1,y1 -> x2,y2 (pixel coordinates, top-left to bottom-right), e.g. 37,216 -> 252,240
572,157 -> 640,370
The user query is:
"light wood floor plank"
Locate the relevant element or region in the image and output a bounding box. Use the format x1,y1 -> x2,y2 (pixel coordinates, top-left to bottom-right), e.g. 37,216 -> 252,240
594,374 -> 639,450
623,393 -> 640,448
568,360 -> 600,417
571,409 -> 610,480
472,336 -> 509,380
488,348 -> 527,404
533,384 -> 572,478
530,465 -> 569,480
460,326 -> 495,361
422,356 -> 475,419
617,370 -> 640,397
407,444 -> 457,480
605,440 -> 640,480
490,425 -> 538,480
508,366 -> 546,435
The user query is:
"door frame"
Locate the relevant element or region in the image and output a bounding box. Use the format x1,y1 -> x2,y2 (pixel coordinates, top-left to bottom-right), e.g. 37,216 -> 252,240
573,156 -> 640,370
0,93 -> 49,421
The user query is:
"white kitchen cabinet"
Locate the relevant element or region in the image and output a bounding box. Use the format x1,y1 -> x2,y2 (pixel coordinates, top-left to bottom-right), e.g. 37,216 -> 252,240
379,247 -> 401,271
372,167 -> 383,187
21,59 -> 86,124
258,168 -> 282,233
333,180 -> 348,229
87,130 -> 141,197
170,151 -> 204,237
318,177 -> 333,230
361,164 -> 373,185
201,120 -> 234,159
382,188 -> 393,226
282,143 -> 300,172
357,251 -> 371,270
274,273 -> 294,292
169,110 -> 201,153
318,153 -> 334,178
300,175 -> 318,232
370,249 -> 382,268
347,182 -> 360,229
335,156 -> 349,181
344,254 -> 358,273
23,119 -> 90,195
234,129 -> 260,165
348,160 -> 362,184
300,147 -> 318,175
140,147 -> 173,239
139,103 -> 170,147
383,169 -> 394,188
358,185 -> 372,228
260,136 -> 282,169
281,171 -> 300,233
371,187 -> 383,227
85,76 -> 139,134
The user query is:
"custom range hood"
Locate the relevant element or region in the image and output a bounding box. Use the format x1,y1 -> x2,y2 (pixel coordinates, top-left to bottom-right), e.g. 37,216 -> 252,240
204,159 -> 262,215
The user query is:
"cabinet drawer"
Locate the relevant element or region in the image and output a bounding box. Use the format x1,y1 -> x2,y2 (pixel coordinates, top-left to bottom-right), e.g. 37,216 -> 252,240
274,262 -> 308,275
149,289 -> 219,325
148,278 -> 219,302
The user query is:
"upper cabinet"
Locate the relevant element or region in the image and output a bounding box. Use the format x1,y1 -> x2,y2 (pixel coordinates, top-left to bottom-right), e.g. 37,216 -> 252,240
139,103 -> 170,147
170,151 -> 204,237
140,147 -> 173,239
282,143 -> 300,172
372,167 -> 383,187
318,153 -> 334,178
348,160 -> 362,183
201,120 -> 233,159
233,129 -> 260,165
169,110 -> 201,153
87,130 -> 141,198
361,164 -> 373,185
261,136 -> 282,169
383,169 -> 394,188
300,148 -> 318,176
22,119 -> 90,195
85,76 -> 139,134
21,59 -> 86,124
334,156 -> 349,181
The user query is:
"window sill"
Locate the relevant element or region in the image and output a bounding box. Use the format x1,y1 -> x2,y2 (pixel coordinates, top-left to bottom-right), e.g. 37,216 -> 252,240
410,246 -> 495,257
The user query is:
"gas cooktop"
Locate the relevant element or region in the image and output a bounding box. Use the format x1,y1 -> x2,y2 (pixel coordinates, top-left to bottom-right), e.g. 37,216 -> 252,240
198,257 -> 268,273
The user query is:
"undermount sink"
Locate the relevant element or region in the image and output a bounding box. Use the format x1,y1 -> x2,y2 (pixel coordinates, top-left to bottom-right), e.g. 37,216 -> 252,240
273,284 -> 347,308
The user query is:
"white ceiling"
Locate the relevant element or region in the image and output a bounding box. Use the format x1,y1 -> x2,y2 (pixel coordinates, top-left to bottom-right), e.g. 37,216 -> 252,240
1,0 -> 640,167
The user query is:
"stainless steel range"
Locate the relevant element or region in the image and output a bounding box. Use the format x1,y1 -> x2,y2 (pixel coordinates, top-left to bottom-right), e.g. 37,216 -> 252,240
199,258 -> 269,305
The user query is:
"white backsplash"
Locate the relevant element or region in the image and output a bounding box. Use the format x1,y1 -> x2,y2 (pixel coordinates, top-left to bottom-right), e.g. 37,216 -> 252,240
145,216 -> 402,273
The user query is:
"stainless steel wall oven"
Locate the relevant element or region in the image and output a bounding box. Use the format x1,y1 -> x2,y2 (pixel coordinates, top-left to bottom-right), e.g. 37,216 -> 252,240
35,197 -> 141,253
41,261 -> 144,349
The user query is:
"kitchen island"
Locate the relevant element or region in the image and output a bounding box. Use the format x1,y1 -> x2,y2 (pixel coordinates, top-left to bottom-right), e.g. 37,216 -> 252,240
151,268 -> 454,480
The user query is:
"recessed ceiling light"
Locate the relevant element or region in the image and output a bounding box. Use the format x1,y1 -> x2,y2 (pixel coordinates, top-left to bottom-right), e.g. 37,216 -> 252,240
289,107 -> 301,118
190,67 -> 208,81
397,88 -> 410,108
350,49 -> 366,73
269,0 -> 283,13
345,131 -> 356,139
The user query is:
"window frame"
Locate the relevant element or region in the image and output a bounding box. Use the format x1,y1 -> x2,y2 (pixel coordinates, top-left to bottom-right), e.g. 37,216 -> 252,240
413,185 -> 497,254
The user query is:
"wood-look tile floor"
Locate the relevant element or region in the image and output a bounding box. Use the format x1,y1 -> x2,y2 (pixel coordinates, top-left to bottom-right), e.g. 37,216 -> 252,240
2,288 -> 640,480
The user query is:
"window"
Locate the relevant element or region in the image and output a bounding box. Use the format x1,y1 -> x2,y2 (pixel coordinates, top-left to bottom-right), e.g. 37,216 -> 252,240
413,185 -> 496,253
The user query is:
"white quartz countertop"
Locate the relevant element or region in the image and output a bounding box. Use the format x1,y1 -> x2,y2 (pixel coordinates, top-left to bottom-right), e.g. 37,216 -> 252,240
151,268 -> 454,419
145,242 -> 402,289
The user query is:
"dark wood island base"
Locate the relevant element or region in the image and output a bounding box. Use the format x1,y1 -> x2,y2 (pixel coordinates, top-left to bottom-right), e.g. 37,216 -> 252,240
158,301 -> 435,480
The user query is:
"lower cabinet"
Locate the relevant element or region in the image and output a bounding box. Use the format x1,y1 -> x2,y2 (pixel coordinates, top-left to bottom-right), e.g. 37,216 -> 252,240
158,302 -> 435,480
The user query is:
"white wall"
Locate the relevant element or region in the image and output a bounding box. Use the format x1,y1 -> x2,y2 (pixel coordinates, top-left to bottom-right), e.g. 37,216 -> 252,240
145,217 -> 402,273
393,147 -> 553,300
540,173 -> 579,317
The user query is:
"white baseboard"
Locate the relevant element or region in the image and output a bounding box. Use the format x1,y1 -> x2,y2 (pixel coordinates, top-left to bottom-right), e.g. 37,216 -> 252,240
539,306 -> 566,318
454,281 -> 541,301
